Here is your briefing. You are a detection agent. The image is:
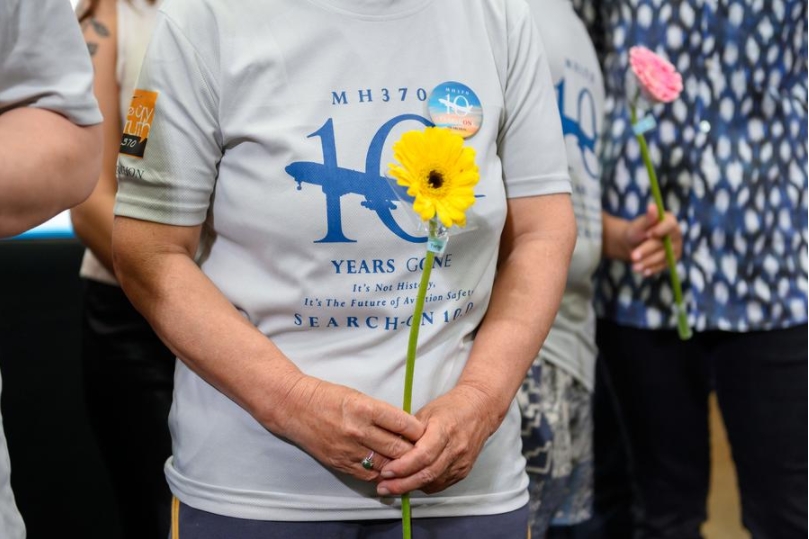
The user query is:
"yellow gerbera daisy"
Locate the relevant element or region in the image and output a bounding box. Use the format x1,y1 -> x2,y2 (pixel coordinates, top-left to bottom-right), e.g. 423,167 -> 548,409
388,127 -> 480,228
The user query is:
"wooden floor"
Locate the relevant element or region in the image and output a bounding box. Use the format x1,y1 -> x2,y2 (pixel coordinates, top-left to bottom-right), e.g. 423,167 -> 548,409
702,394 -> 751,539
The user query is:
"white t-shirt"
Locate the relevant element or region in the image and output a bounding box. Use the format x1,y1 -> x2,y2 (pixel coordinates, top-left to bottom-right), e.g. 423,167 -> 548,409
79,0 -> 160,285
1,1 -> 101,537
526,0 -> 604,390
115,0 -> 571,521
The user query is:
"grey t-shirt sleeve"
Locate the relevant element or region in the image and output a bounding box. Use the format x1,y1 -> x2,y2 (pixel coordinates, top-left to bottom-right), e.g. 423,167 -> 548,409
114,11 -> 222,226
0,0 -> 102,125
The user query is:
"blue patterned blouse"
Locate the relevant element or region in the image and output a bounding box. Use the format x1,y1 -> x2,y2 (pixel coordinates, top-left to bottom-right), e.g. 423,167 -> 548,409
574,0 -> 808,332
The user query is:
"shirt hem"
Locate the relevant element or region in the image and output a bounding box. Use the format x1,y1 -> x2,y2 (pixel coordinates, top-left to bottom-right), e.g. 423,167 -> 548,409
166,458 -> 529,521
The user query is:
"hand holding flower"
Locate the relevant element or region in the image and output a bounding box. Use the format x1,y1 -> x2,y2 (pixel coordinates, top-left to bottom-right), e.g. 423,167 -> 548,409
377,384 -> 500,496
626,203 -> 683,276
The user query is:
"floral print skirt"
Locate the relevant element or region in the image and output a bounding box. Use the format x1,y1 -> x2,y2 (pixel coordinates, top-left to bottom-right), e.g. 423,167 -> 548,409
519,359 -> 593,535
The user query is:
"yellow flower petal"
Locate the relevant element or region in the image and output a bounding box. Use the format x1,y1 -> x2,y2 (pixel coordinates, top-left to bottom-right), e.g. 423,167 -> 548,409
388,127 -> 480,228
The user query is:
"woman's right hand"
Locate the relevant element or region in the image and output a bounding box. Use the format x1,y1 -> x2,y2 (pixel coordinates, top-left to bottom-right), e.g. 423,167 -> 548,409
625,203 -> 683,276
268,375 -> 426,482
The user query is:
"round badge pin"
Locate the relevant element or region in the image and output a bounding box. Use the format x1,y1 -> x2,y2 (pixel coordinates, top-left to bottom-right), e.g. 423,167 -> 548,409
427,81 -> 482,138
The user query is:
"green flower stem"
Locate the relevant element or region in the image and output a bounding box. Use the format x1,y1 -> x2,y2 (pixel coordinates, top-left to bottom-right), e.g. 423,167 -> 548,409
401,220 -> 438,539
630,103 -> 692,340
403,251 -> 434,414
401,494 -> 412,539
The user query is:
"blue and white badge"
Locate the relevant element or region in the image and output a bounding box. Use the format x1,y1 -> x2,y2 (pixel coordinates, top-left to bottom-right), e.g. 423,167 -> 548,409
427,81 -> 483,138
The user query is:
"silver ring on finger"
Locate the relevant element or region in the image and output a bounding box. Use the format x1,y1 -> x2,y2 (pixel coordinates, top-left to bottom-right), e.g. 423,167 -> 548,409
361,451 -> 375,471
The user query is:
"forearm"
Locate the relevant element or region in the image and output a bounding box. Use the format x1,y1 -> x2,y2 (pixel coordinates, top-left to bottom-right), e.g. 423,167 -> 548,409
72,0 -> 120,273
601,211 -> 632,261
112,218 -> 306,435
0,107 -> 102,237
458,194 -> 576,430
113,215 -> 428,482
71,189 -> 116,272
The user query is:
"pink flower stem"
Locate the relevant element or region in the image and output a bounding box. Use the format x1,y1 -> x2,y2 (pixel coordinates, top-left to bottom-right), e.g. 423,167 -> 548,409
401,219 -> 438,539
629,102 -> 692,340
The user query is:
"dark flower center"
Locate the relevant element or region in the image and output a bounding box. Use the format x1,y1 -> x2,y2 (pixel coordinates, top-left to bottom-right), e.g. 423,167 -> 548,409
427,170 -> 444,189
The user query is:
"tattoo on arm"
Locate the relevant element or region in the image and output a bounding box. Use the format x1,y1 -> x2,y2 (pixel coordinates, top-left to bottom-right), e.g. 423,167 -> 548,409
82,17 -> 110,57
90,18 -> 111,37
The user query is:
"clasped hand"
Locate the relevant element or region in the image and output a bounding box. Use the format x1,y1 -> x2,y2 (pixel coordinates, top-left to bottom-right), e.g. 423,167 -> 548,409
276,376 -> 497,496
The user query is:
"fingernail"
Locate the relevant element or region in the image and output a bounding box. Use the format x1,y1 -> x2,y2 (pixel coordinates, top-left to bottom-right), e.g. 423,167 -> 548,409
381,471 -> 394,479
377,487 -> 390,496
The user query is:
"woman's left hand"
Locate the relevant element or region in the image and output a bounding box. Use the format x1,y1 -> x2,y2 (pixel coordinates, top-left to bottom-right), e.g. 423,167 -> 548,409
375,384 -> 499,496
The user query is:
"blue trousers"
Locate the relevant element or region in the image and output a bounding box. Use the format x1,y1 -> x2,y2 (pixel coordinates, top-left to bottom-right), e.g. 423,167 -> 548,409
173,501 -> 529,538
577,321 -> 807,539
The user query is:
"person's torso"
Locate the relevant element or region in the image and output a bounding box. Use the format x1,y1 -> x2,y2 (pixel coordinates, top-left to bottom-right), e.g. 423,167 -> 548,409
588,0 -> 808,331
138,0 -> 568,520
528,0 -> 604,388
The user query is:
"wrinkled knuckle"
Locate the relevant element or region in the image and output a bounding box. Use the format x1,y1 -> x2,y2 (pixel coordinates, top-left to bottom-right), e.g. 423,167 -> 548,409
343,424 -> 365,441
325,451 -> 345,469
386,438 -> 410,458
392,413 -> 413,433
419,468 -> 440,485
456,463 -> 472,480
363,397 -> 379,413
454,440 -> 470,457
349,396 -> 373,416
364,470 -> 380,481
414,451 -> 434,469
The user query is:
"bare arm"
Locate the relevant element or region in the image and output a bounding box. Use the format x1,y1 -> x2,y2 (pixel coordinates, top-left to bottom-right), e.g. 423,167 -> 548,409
0,108 -> 102,238
378,193 -> 577,495
112,216 -> 426,480
602,203 -> 683,275
71,0 -> 120,272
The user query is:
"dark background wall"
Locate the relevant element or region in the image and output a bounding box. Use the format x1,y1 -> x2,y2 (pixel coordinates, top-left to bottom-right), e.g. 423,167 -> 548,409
0,239 -> 122,539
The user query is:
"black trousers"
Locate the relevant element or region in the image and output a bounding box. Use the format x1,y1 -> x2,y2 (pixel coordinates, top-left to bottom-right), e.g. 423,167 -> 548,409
80,280 -> 175,539
574,320 -> 807,539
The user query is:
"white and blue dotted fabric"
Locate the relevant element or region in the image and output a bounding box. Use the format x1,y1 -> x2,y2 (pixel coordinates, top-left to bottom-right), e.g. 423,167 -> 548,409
573,0 -> 808,331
